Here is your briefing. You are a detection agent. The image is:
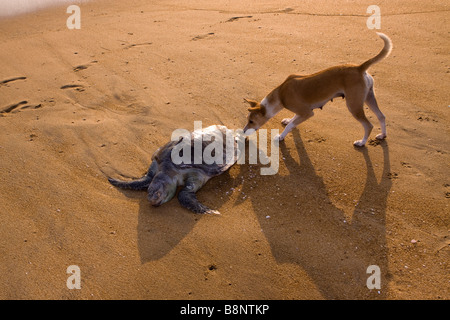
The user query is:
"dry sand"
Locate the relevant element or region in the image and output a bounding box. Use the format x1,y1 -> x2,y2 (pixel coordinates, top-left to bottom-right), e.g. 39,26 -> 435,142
0,0 -> 448,299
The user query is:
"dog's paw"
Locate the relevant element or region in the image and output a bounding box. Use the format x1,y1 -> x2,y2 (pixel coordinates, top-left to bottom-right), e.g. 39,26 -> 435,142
376,133 -> 386,140
353,140 -> 366,147
281,118 -> 290,126
273,134 -> 284,142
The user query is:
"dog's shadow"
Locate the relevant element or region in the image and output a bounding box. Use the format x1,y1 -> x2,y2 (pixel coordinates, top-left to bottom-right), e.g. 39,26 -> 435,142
238,129 -> 392,299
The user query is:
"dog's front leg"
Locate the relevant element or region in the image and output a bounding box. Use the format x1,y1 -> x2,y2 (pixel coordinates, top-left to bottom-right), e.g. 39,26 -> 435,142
281,117 -> 293,126
275,112 -> 314,141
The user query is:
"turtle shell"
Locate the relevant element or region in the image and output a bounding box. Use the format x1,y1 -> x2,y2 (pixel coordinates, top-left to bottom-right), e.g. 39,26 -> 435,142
152,125 -> 243,177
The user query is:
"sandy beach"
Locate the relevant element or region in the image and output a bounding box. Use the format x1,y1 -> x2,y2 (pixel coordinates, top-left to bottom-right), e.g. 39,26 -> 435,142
0,0 -> 448,299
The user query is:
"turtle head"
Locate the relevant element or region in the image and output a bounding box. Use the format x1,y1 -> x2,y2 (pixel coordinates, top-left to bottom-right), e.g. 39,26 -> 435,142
147,173 -> 177,206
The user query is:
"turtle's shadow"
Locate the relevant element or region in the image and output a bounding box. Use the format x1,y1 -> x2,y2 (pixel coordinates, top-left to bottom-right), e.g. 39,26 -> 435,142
113,170 -> 237,263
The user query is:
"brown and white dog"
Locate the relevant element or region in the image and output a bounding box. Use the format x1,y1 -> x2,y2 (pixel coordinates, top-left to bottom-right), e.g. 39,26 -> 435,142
243,32 -> 392,147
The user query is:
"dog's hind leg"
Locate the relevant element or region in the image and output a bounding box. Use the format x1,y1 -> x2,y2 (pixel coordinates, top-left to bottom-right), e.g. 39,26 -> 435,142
365,86 -> 386,140
346,93 -> 373,147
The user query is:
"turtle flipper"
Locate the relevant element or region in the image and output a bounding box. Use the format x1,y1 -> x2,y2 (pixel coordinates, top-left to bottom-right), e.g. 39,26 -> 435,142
108,161 -> 157,190
178,190 -> 220,214
108,176 -> 151,190
177,175 -> 219,214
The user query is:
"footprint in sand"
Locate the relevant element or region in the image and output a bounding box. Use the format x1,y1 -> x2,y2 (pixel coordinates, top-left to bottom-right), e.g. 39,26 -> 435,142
0,100 -> 27,114
444,183 -> 450,199
387,172 -> 399,179
191,33 -> 214,41
0,76 -> 27,86
1,101 -> 42,115
368,138 -> 383,146
401,161 -> 412,168
73,65 -> 88,72
60,84 -> 85,92
225,15 -> 253,23
73,60 -> 98,72
123,42 -> 152,49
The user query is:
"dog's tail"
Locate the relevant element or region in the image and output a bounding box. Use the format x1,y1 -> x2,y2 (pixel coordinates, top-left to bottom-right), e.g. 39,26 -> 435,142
358,32 -> 392,72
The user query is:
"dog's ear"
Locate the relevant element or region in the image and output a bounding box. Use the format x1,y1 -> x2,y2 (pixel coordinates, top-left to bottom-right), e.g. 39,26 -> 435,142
243,98 -> 258,108
259,105 -> 266,116
247,106 -> 266,116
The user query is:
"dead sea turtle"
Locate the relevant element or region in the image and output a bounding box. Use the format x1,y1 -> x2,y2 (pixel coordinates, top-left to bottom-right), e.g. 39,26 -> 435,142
108,125 -> 243,214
